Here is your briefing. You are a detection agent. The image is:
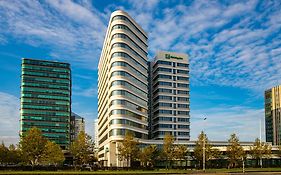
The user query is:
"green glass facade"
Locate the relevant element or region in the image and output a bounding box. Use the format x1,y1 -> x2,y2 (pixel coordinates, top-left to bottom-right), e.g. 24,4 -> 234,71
20,58 -> 71,149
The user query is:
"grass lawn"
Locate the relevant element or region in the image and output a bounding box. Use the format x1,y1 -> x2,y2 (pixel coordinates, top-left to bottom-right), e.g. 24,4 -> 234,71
1,168 -> 281,174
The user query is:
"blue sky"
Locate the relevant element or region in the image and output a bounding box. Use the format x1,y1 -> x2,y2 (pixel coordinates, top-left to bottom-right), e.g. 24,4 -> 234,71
0,0 -> 281,145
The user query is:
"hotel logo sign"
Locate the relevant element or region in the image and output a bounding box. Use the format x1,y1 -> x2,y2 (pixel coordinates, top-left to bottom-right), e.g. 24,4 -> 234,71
165,54 -> 183,60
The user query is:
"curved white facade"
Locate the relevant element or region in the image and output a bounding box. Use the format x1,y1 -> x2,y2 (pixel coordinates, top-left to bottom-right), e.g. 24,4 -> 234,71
98,10 -> 148,166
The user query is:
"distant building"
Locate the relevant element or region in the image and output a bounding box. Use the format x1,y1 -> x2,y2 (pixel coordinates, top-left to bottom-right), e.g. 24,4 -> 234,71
149,51 -> 190,141
20,58 -> 71,149
265,85 -> 281,145
70,112 -> 85,140
93,119 -> 98,149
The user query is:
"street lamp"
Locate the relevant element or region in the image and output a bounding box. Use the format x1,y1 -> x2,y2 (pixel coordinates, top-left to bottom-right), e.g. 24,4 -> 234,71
203,117 -> 207,172
203,133 -> 205,171
105,147 -> 109,168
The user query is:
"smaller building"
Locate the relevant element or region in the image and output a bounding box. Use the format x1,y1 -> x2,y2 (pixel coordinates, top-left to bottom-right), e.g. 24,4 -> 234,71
149,51 -> 190,141
93,119 -> 98,149
70,112 -> 85,141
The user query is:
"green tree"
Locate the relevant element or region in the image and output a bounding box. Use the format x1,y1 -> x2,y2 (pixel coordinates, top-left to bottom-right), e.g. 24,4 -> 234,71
117,132 -> 140,167
70,131 -> 95,166
193,131 -> 217,169
162,134 -> 174,169
42,141 -> 65,165
0,142 -> 8,165
7,144 -> 22,165
226,133 -> 244,168
250,138 -> 271,168
19,127 -> 47,165
139,145 -> 158,168
173,145 -> 189,168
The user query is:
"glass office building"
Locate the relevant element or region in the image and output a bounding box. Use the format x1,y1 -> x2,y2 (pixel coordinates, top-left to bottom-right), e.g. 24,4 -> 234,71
20,58 -> 71,149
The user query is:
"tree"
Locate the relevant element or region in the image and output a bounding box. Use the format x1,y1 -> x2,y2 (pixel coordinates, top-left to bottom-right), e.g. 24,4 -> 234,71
0,142 -> 8,165
173,145 -> 189,168
117,132 -> 140,167
41,141 -> 65,165
19,127 -> 47,165
250,138 -> 271,168
139,145 -> 158,168
19,127 -> 65,166
162,134 -> 174,169
193,131 -> 217,169
70,131 -> 95,166
226,133 -> 244,168
7,144 -> 22,165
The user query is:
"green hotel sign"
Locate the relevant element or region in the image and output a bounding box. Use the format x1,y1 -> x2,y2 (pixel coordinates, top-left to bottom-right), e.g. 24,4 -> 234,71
165,54 -> 183,60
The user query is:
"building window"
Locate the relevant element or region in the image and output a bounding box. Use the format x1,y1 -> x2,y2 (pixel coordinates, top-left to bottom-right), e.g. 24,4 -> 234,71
177,111 -> 189,115
178,132 -> 189,136
178,118 -> 189,122
177,97 -> 189,102
177,63 -> 189,67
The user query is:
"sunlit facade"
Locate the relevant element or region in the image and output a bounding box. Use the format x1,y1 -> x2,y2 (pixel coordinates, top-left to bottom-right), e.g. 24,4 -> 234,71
265,85 -> 281,145
97,10 -> 148,166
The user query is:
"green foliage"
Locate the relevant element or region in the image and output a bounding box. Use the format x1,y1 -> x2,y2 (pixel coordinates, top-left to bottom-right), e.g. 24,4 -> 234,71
20,127 -> 47,165
250,138 -> 272,167
0,142 -> 9,164
19,127 -> 65,166
173,144 -> 189,168
0,143 -> 22,165
173,145 -> 188,161
193,131 -> 219,168
139,145 -> 158,168
7,144 -> 22,164
162,134 -> 174,169
226,133 -> 244,168
70,131 -> 95,166
41,141 -> 65,165
117,132 -> 140,167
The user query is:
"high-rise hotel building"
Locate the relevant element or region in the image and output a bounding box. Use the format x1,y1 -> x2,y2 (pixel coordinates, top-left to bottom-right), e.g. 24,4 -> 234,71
265,85 -> 281,145
20,58 -> 71,149
149,51 -> 190,141
98,10 -> 148,165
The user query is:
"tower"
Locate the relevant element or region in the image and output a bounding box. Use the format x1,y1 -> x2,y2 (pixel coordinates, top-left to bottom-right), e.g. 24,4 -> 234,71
20,58 -> 71,149
150,51 -> 190,141
97,10 -> 148,166
265,85 -> 281,145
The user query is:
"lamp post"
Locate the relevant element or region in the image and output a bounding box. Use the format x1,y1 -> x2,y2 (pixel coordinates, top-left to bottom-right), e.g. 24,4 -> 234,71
259,117 -> 262,168
105,147 -> 109,168
203,117 -> 207,172
203,133 -> 205,171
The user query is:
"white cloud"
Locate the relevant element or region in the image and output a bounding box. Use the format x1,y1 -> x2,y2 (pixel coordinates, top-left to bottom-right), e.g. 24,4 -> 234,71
191,105 -> 265,142
73,85 -> 97,97
0,0 -> 107,69
0,92 -> 20,146
0,35 -> 6,45
0,0 -> 281,142
1,1 -> 280,93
